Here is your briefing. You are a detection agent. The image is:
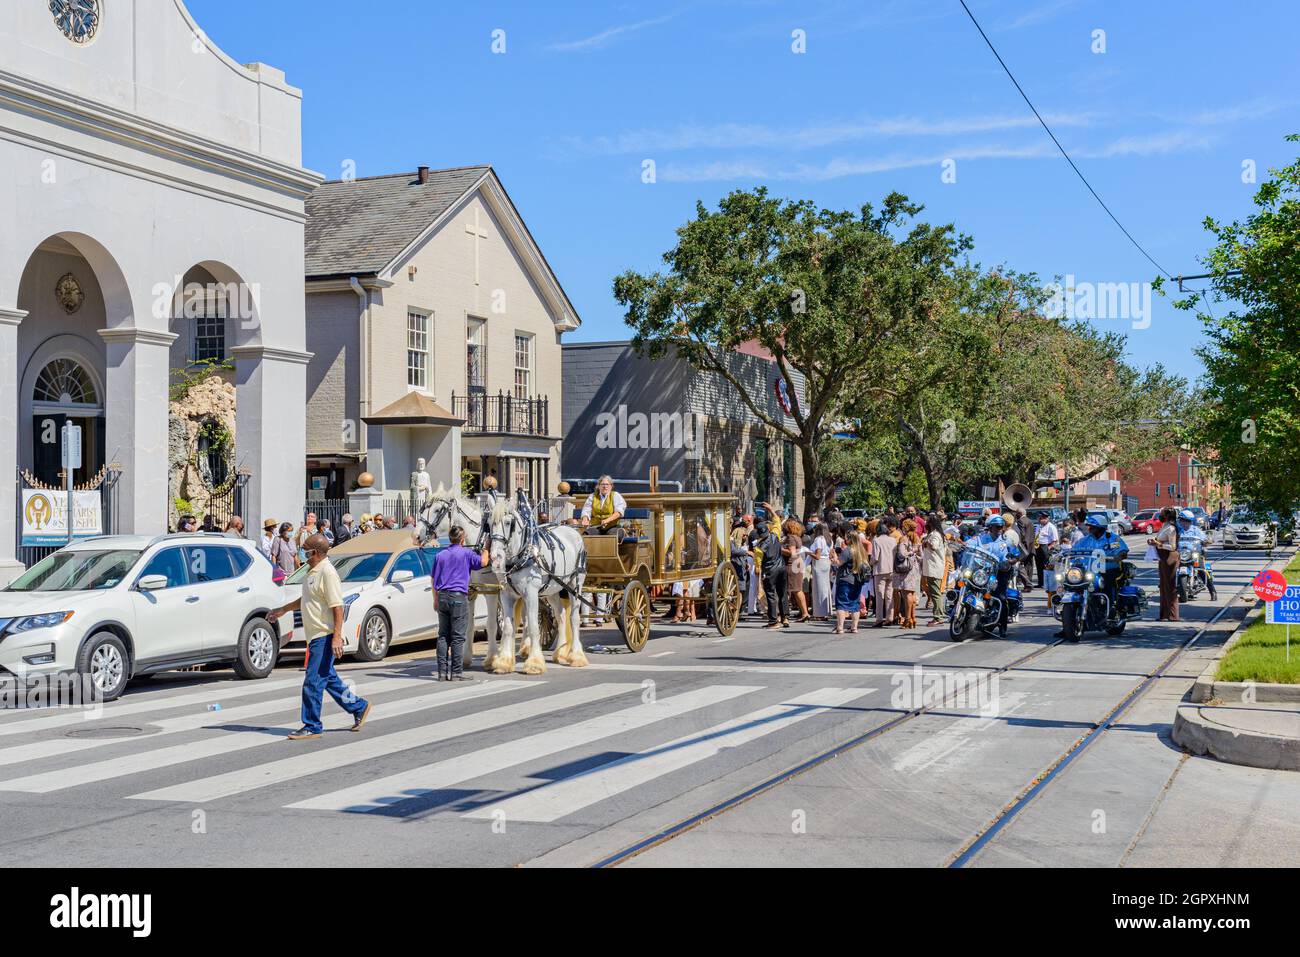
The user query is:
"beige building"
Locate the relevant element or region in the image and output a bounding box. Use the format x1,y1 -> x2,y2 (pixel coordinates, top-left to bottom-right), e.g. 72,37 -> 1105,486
303,165 -> 579,510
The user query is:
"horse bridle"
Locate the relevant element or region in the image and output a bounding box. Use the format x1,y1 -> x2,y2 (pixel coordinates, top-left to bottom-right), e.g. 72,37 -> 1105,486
419,497 -> 492,550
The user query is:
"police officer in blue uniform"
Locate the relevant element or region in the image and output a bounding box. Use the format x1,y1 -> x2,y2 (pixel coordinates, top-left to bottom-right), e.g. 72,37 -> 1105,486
1054,513 -> 1129,636
974,515 -> 1019,637
1178,508 -> 1216,599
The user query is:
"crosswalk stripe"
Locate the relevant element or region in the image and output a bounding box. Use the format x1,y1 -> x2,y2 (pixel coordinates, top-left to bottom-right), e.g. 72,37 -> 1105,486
129,683 -> 643,804
0,679 -> 535,794
285,684 -> 762,813
464,686 -> 874,823
0,676 -> 307,736
0,675 -> 424,770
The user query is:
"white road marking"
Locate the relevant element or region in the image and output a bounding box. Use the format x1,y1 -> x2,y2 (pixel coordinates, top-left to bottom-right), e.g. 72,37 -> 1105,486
892,692 -> 1029,775
919,643 -> 962,659
0,680 -> 535,794
465,686 -> 874,823
0,676 -> 308,734
649,651 -> 675,658
584,662 -> 1133,681
287,684 -> 760,813
0,676 -> 424,769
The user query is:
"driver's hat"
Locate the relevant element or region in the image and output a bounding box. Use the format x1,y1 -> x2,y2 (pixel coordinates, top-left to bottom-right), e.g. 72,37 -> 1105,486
985,515 -> 1006,528
1178,509 -> 1196,522
1084,514 -> 1109,529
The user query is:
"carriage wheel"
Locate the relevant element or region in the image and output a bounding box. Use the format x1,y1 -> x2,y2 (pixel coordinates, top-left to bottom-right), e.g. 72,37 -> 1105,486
711,563 -> 742,637
619,580 -> 651,652
539,599 -> 559,652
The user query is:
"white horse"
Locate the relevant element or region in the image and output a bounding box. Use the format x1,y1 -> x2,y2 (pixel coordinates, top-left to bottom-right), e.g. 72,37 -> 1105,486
487,493 -> 589,675
413,486 -> 506,673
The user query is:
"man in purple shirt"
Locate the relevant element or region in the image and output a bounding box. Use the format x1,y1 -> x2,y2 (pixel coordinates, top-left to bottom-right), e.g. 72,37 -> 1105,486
430,526 -> 489,680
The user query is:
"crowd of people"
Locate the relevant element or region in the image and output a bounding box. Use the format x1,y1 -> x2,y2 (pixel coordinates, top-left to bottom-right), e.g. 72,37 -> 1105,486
725,502 -> 1103,635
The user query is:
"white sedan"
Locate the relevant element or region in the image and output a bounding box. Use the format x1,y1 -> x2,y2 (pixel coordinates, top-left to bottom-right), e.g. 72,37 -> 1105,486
278,530 -> 489,661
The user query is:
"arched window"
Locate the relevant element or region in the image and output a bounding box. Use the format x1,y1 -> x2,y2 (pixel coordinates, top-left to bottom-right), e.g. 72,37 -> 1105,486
33,358 -> 98,407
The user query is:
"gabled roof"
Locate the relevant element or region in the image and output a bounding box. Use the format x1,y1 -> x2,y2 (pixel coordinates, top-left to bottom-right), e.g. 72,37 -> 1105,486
362,392 -> 463,427
304,164 -> 581,332
305,166 -> 489,278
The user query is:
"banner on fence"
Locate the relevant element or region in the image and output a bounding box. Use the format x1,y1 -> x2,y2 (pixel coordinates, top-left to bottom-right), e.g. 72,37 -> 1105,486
20,490 -> 102,546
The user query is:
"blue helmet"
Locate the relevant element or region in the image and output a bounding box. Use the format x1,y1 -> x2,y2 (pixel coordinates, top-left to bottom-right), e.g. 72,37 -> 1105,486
986,515 -> 1006,528
1178,509 -> 1196,522
1084,514 -> 1109,529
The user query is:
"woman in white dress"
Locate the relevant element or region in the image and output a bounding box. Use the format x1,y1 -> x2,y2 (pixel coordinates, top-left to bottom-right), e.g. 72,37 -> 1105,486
809,523 -> 833,619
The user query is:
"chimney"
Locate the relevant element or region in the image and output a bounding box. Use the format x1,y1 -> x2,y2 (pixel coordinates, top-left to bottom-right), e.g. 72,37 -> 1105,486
417,166 -> 430,184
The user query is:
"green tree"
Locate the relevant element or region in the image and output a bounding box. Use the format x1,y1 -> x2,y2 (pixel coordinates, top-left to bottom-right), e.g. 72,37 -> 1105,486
1161,134 -> 1300,513
613,187 -> 970,517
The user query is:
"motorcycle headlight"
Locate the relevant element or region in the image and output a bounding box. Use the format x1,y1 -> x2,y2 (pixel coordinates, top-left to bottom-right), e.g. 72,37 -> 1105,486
1179,549 -> 1192,562
1065,567 -> 1084,585
4,611 -> 75,636
970,567 -> 990,588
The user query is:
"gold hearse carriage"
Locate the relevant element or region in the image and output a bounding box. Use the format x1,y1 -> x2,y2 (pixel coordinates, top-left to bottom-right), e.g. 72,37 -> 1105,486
580,491 -> 743,652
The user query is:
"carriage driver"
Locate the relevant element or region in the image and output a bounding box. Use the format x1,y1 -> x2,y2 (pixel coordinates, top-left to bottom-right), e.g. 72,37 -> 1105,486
580,475 -> 627,537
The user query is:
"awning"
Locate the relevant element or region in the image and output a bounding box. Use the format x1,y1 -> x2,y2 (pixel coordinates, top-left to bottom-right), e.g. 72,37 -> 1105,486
362,392 -> 465,427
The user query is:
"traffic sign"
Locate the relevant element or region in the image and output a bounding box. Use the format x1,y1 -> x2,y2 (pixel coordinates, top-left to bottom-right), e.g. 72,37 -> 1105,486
1253,568 -> 1287,603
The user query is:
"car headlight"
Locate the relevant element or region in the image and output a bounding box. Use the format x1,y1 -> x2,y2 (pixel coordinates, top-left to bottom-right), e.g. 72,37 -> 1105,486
4,612 -> 75,636
342,594 -> 360,618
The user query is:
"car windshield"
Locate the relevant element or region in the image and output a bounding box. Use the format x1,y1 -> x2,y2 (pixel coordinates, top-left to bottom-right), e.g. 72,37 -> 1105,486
5,549 -> 143,592
283,552 -> 389,585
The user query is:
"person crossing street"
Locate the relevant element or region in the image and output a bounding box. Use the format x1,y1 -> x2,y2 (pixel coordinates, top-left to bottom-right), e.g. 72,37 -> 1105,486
267,534 -> 372,740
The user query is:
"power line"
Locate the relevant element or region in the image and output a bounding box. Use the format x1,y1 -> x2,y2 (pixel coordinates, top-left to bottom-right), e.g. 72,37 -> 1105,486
957,0 -> 1173,280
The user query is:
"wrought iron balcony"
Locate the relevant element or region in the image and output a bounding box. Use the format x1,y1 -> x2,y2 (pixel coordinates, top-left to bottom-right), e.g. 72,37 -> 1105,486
451,391 -> 550,437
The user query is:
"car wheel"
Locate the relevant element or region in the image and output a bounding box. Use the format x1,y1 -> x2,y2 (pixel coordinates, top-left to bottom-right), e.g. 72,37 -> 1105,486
77,632 -> 130,702
353,608 -> 391,662
232,617 -> 278,680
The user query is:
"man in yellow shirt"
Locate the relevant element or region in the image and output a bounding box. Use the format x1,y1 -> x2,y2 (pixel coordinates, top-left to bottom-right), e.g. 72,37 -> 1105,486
267,534 -> 372,740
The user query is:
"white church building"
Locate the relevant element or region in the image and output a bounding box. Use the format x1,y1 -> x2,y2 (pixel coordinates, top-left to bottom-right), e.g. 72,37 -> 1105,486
0,2 -> 317,582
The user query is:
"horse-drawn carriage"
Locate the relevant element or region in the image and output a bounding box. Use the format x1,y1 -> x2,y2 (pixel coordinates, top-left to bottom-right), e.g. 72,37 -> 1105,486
582,491 -> 743,652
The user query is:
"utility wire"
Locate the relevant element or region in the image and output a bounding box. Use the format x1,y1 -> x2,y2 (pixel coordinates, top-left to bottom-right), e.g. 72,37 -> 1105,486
957,0 -> 1173,280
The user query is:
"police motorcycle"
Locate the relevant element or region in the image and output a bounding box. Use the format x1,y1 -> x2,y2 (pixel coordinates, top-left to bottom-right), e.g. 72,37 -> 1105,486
1174,510 -> 1217,603
1053,524 -> 1148,641
946,518 -> 1023,641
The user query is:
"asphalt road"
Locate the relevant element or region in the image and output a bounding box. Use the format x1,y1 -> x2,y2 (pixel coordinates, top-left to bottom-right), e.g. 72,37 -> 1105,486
1,541 -> 1297,868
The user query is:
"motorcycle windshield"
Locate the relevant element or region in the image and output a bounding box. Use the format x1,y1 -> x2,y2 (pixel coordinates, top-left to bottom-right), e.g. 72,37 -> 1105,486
958,547 -> 998,585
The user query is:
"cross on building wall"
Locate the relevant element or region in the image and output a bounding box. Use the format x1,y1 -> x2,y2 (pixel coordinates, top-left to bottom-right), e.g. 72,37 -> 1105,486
465,206 -> 489,286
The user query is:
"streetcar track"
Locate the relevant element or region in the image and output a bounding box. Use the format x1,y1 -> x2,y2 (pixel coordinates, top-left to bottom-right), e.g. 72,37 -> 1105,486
946,549 -> 1282,867
591,547 -> 1279,869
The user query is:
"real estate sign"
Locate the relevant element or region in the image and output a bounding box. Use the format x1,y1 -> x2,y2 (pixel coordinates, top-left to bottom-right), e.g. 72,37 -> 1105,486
21,490 -> 102,546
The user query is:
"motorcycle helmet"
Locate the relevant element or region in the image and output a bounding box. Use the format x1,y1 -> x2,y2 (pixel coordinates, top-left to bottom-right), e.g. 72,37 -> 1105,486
1084,514 -> 1108,529
1178,509 -> 1196,522
986,515 -> 1006,528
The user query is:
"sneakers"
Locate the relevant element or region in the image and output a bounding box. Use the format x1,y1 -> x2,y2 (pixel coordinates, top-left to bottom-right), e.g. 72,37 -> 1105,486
287,726 -> 321,741
351,701 -> 372,732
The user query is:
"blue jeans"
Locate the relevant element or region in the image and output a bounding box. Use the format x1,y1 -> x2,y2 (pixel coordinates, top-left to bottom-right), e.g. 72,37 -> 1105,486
301,635 -> 369,733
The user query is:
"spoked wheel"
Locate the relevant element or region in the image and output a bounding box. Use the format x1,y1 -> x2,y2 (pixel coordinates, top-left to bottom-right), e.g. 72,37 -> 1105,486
539,599 -> 559,652
711,563 -> 742,637
618,580 -> 652,652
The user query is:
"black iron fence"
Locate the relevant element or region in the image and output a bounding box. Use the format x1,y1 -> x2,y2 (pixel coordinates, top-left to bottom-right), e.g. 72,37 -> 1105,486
16,464 -> 122,569
451,391 -> 549,437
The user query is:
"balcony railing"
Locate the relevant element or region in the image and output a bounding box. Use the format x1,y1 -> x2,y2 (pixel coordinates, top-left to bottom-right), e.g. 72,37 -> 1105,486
451,391 -> 550,437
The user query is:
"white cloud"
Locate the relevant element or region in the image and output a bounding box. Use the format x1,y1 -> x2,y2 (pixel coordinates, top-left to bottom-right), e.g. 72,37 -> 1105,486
548,14 -> 675,52
1003,0 -> 1083,30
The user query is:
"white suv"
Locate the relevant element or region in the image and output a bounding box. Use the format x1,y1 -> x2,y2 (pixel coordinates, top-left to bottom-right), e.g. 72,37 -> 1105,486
0,533 -> 285,701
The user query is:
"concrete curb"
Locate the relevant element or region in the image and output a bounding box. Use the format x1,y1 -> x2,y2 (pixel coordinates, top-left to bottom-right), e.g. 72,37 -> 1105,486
1173,703 -> 1300,772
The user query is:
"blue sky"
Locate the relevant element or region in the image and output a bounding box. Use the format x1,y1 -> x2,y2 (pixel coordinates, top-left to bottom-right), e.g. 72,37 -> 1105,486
188,0 -> 1299,383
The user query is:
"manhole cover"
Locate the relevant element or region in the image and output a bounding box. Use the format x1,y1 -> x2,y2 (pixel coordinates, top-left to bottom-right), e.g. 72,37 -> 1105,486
64,726 -> 151,739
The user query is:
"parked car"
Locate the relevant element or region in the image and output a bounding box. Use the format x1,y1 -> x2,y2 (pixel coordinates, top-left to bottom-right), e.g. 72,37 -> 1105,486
0,533 -> 285,701
1026,507 -> 1070,526
278,530 -> 489,662
1185,506 -> 1209,529
1221,506 -> 1277,550
1131,509 -> 1163,535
